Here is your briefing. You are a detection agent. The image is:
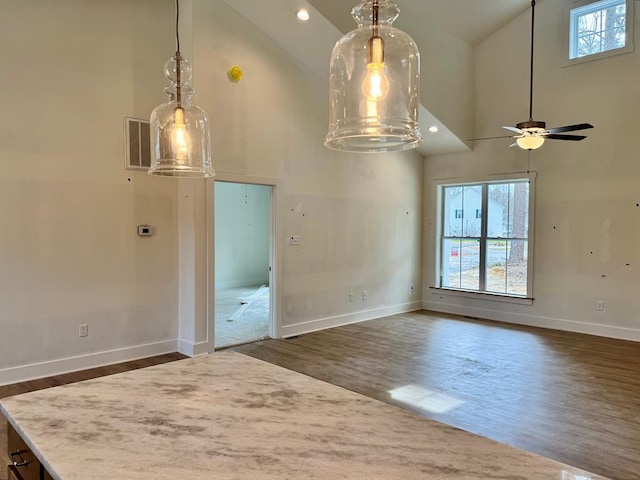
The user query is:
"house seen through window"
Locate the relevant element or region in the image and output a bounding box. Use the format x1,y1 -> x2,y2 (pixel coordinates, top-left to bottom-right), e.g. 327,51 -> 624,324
567,0 -> 633,62
439,179 -> 532,297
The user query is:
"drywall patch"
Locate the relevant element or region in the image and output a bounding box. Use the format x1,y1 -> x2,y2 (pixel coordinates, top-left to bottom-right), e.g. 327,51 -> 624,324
600,218 -> 611,264
292,202 -> 304,215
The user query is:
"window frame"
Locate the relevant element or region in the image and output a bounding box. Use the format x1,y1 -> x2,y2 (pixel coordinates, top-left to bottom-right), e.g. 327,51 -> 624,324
432,172 -> 536,305
562,0 -> 634,66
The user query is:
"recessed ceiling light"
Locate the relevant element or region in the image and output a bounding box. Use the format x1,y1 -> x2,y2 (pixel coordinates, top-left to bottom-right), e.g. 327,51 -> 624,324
429,125 -> 439,133
296,9 -> 310,21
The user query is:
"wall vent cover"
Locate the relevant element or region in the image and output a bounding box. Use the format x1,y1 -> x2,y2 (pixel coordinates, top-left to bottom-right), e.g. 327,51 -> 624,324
124,117 -> 151,170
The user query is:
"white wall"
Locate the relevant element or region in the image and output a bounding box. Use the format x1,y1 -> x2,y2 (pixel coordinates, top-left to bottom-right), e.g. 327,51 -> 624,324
0,0 -> 180,384
215,182 -> 270,289
414,27 -> 475,143
423,0 -> 640,341
193,0 -> 424,337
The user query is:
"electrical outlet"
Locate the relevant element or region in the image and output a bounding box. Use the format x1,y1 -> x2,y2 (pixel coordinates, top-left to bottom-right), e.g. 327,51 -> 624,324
348,292 -> 354,302
79,324 -> 89,337
596,300 -> 604,311
362,291 -> 367,301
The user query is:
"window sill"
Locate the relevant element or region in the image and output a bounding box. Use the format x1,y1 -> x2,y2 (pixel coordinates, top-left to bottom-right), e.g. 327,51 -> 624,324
562,44 -> 634,67
429,287 -> 534,306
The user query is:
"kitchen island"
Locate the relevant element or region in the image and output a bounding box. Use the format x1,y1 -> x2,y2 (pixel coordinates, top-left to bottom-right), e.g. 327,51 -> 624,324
1,352 -> 608,480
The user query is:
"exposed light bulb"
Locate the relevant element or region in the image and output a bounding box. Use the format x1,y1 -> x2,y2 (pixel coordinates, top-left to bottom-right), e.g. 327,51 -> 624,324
516,134 -> 545,150
362,62 -> 390,102
172,106 -> 190,160
361,34 -> 389,103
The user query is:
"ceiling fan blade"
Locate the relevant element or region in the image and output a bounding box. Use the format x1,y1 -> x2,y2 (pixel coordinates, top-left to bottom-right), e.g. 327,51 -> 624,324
466,135 -> 516,141
509,142 -> 518,148
546,123 -> 594,134
501,125 -> 524,134
546,134 -> 587,141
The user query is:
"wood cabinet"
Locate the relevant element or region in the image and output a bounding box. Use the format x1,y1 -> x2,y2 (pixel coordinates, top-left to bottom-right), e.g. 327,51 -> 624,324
6,423 -> 52,480
8,465 -> 25,480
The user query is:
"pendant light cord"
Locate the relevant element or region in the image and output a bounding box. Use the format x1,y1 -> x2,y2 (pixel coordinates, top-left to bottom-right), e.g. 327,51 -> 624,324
528,0 -> 535,121
372,0 -> 379,36
175,0 -> 180,54
175,0 -> 182,105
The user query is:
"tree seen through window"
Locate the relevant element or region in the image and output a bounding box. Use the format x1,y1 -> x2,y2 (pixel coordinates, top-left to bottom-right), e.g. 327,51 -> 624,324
571,0 -> 626,59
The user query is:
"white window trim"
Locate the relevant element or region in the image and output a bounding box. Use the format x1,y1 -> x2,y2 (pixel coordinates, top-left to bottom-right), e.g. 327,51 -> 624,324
562,0 -> 634,66
432,171 -> 536,303
428,287 -> 534,306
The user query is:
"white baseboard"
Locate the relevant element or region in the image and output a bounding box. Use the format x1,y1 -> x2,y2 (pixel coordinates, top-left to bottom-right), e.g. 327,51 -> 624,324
422,301 -> 640,342
0,340 -> 178,387
280,301 -> 423,338
177,339 -> 211,357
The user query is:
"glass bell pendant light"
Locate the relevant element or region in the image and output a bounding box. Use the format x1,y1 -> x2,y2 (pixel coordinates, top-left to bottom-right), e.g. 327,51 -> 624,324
325,0 -> 422,153
149,0 -> 214,177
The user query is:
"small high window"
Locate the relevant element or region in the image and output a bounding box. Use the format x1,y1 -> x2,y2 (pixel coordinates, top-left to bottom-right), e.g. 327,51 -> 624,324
564,0 -> 634,64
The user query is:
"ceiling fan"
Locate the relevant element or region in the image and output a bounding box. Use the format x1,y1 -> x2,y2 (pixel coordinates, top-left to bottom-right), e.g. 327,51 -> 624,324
469,0 -> 593,150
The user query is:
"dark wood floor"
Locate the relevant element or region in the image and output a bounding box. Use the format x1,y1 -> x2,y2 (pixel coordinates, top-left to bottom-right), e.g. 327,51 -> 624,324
0,353 -> 187,399
234,311 -> 640,480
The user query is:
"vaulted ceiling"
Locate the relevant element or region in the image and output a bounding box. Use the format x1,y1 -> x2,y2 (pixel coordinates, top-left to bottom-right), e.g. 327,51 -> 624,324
223,0 -> 533,155
308,0 -> 532,45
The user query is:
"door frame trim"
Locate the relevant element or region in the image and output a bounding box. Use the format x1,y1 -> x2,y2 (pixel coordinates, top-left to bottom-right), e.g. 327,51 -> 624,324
209,172 -> 282,350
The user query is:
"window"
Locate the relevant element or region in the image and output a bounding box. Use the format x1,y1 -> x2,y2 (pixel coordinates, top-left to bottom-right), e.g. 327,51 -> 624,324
437,175 -> 535,299
571,0 -> 626,58
564,0 -> 634,64
455,209 -> 463,219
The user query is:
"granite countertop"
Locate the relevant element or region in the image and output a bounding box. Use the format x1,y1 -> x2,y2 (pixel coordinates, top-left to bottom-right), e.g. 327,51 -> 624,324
1,351 -> 609,480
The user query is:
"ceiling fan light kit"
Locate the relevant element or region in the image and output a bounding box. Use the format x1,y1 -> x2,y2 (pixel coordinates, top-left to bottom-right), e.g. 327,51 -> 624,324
470,0 -> 593,151
516,133 -> 546,151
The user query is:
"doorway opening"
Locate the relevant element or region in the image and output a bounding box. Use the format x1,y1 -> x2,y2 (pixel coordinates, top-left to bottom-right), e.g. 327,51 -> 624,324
214,181 -> 272,348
